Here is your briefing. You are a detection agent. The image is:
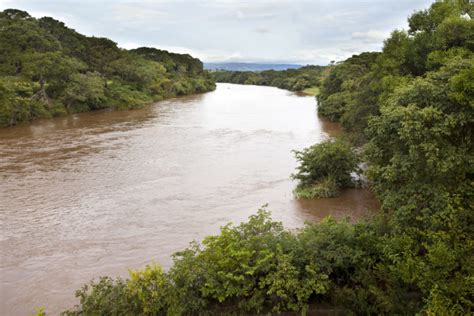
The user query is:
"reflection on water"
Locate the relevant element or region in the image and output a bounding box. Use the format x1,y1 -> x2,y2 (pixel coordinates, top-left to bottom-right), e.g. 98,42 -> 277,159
0,83 -> 378,315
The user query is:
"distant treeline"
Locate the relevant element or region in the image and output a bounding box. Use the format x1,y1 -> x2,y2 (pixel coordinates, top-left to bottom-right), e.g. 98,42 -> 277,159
0,9 -> 215,127
211,65 -> 328,92
204,62 -> 302,71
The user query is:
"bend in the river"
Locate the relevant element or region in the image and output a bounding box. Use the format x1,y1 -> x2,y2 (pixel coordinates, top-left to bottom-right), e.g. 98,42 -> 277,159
0,83 -> 378,315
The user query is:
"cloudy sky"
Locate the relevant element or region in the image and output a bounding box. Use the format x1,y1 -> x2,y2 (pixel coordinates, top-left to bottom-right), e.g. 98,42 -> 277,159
0,0 -> 433,65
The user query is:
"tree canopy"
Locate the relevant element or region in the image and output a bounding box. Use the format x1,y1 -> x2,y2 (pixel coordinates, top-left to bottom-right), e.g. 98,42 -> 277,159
0,9 -> 215,127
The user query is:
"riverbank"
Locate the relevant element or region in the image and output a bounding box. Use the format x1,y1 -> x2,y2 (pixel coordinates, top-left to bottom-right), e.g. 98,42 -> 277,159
0,85 -> 216,129
0,9 -> 216,127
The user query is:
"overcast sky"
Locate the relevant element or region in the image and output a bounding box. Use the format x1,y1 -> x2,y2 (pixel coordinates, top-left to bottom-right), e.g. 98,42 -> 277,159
0,0 -> 434,65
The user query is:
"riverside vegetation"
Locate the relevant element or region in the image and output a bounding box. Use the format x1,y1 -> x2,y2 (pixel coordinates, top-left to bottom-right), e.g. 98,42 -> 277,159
0,9 -> 215,127
292,139 -> 359,199
33,0 -> 474,314
211,65 -> 329,94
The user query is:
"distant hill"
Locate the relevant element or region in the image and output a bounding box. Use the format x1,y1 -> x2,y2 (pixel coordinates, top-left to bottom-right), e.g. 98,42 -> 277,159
204,62 -> 302,71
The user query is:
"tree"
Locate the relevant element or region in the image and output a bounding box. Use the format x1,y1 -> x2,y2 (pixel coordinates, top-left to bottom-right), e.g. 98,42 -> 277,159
64,72 -> 106,111
292,139 -> 359,198
0,8 -> 215,126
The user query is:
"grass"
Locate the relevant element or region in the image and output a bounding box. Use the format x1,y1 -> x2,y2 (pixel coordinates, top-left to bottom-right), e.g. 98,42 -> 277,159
293,176 -> 339,199
302,86 -> 320,96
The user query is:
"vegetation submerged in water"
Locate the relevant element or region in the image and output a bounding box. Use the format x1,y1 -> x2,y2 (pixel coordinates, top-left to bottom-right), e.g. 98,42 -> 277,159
0,9 -> 215,127
293,176 -> 339,199
43,0 -> 474,314
292,139 -> 359,198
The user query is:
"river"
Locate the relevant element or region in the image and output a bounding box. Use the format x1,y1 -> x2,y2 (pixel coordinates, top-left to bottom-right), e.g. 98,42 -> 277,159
0,83 -> 378,315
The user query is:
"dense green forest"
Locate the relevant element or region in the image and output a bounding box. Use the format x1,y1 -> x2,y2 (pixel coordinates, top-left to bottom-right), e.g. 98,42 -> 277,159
0,9 -> 215,127
211,65 -> 328,93
49,0 -> 474,314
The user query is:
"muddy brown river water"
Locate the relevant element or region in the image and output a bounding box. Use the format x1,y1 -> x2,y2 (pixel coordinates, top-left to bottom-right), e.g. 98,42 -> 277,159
0,83 -> 378,315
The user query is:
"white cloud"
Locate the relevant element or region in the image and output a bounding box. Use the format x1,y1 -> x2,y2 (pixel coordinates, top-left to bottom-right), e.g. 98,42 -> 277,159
118,44 -> 241,63
254,27 -> 270,34
0,0 -> 14,8
1,0 -> 434,64
27,10 -> 72,24
235,10 -> 278,20
119,41 -> 142,50
291,48 -> 364,65
351,30 -> 390,44
110,3 -> 169,21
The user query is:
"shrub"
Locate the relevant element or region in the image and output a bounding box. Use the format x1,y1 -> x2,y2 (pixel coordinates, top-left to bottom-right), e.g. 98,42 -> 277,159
61,207 -> 471,315
127,264 -> 170,314
63,209 -> 334,315
62,264 -> 169,316
293,176 -> 339,198
168,208 -> 330,314
62,276 -> 134,315
292,139 -> 359,198
105,82 -> 152,110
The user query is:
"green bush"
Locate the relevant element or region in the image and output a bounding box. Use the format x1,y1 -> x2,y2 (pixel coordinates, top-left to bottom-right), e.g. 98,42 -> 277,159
62,277 -> 133,315
293,176 -> 339,198
61,203 -> 472,315
62,264 -> 169,316
292,139 -> 359,198
63,210 -> 336,315
61,209 -> 430,315
168,208 -> 330,314
127,264 -> 170,314
105,82 -> 152,110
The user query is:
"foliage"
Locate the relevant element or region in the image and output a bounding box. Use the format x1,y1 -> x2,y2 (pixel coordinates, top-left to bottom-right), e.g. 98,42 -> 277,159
168,208 -> 331,314
64,72 -> 106,111
0,9 -> 215,127
292,139 -> 359,198
317,0 -> 474,313
127,264 -> 170,314
302,86 -> 320,96
211,65 -> 328,92
63,210 -> 333,315
317,52 -> 380,144
62,210 -> 430,315
62,264 -> 169,316
293,176 -> 339,198
62,277 -> 134,315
